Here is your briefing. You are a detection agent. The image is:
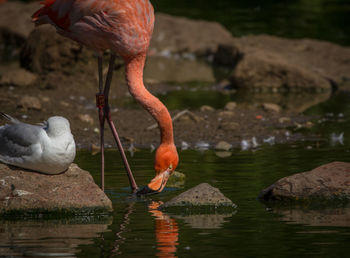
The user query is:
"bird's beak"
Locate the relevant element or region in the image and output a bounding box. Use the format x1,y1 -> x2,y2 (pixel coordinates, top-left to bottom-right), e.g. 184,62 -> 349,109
136,167 -> 172,196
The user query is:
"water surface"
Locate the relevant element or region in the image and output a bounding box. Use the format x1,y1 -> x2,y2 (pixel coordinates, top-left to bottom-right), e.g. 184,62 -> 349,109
2,136 -> 350,256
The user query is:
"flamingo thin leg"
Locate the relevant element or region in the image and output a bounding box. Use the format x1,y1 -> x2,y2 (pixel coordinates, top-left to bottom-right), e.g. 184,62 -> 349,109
97,56 -> 106,191
103,55 -> 138,192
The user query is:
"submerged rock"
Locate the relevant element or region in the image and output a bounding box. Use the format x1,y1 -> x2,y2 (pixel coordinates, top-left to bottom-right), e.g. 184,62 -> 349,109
0,163 -> 112,216
167,171 -> 186,188
161,183 -> 235,208
259,162 -> 350,204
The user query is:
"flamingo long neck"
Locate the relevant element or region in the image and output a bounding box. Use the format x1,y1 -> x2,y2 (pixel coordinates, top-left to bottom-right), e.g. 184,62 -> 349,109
124,54 -> 174,145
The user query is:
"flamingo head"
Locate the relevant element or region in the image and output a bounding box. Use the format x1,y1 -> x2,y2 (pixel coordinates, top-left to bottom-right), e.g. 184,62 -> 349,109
137,143 -> 178,195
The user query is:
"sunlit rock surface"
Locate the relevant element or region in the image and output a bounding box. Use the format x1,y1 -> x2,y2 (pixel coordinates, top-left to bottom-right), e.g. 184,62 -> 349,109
231,50 -> 332,91
151,13 -> 234,56
0,163 -> 112,216
235,35 -> 350,87
259,161 -> 350,203
161,183 -> 235,208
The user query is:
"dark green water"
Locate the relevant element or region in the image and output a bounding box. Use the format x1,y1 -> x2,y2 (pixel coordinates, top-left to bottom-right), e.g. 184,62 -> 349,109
152,0 -> 350,46
75,144 -> 350,258
1,92 -> 350,257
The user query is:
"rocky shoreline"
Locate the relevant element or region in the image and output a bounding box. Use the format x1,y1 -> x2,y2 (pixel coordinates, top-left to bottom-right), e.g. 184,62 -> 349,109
1,2 -> 349,150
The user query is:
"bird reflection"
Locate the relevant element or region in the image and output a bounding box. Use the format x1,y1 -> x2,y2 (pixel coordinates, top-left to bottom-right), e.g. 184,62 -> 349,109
110,202 -> 135,256
148,201 -> 179,258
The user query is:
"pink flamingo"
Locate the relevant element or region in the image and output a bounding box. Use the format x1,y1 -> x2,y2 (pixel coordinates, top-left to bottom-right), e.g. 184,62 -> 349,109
32,0 -> 179,194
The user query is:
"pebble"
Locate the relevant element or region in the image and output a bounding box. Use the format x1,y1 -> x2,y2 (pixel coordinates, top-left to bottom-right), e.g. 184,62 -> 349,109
39,96 -> 50,103
18,96 -> 42,110
241,140 -> 251,151
215,141 -> 232,151
224,102 -> 237,111
60,101 -> 70,107
304,121 -> 314,128
219,122 -> 239,131
218,111 -> 234,117
262,103 -> 281,113
330,132 -> 344,145
279,117 -> 291,123
200,105 -> 215,112
90,144 -> 100,155
252,137 -> 259,148
181,141 -> 190,150
195,141 -> 210,150
78,114 -> 94,125
263,136 -> 275,145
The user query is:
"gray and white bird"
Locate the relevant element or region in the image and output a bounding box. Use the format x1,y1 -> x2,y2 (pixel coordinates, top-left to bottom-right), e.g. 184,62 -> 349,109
0,113 -> 76,174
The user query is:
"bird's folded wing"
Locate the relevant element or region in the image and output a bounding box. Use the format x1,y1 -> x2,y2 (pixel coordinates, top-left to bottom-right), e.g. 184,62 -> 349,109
0,112 -> 20,124
0,123 -> 42,157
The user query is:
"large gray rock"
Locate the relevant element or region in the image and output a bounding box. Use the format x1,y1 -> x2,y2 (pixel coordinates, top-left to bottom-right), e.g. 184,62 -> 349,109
230,51 -> 332,91
151,13 -> 234,56
0,1 -> 38,60
20,25 -> 96,73
259,162 -> 350,203
0,163 -> 112,216
235,35 -> 350,87
0,1 -> 37,39
161,183 -> 235,208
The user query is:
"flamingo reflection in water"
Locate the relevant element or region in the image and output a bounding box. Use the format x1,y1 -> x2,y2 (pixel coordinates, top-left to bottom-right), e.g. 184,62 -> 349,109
149,201 -> 179,258
108,201 -> 179,257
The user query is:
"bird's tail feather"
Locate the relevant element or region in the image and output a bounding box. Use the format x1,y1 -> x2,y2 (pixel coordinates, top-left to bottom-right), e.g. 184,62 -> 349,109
0,113 -> 20,124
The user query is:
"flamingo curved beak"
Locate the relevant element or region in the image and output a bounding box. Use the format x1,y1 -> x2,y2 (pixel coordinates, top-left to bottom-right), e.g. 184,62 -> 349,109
136,168 -> 172,196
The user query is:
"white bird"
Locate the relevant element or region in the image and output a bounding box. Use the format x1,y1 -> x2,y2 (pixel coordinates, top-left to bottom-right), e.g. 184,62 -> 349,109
0,113 -> 76,174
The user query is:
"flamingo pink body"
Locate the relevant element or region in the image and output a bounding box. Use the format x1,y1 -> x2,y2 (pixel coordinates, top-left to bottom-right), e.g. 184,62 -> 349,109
32,0 -> 179,194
